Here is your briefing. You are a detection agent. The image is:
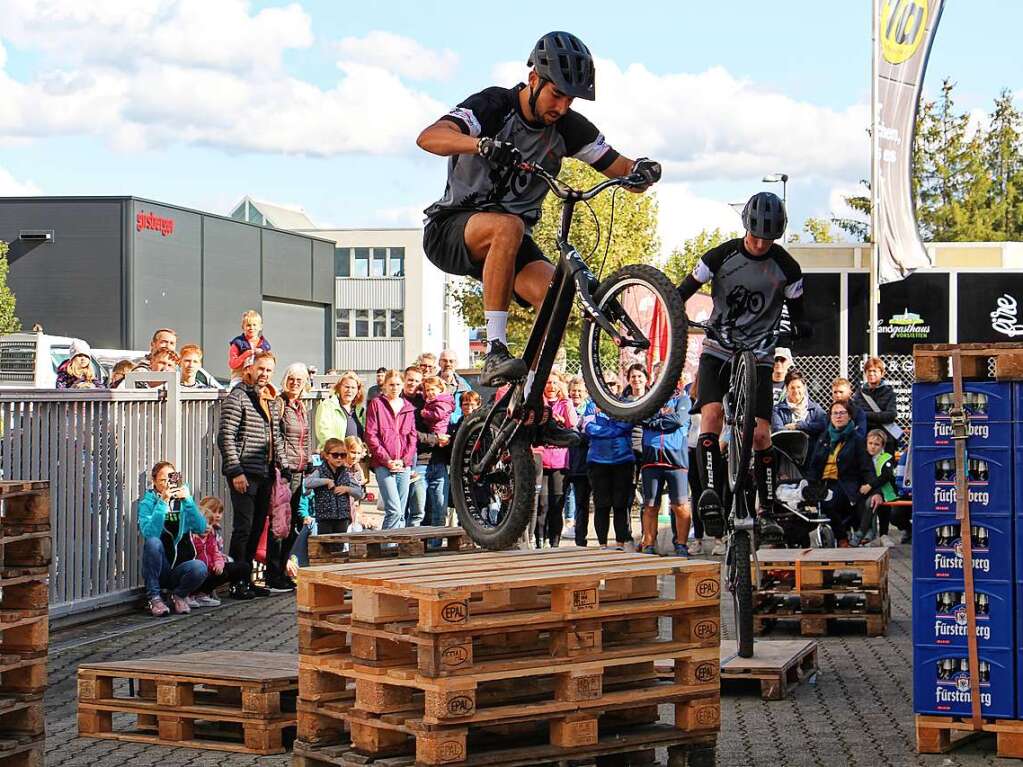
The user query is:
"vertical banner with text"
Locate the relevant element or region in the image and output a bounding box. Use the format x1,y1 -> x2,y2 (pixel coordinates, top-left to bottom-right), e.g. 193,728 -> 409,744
873,0 -> 944,284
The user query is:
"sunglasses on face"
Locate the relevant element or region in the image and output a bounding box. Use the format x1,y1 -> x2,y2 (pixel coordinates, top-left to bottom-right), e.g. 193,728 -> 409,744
328,452 -> 348,458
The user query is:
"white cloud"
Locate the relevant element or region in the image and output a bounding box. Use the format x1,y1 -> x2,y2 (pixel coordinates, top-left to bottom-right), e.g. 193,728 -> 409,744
0,165 -> 41,195
828,181 -> 869,223
0,2 -> 446,156
336,31 -> 458,82
492,60 -> 869,184
655,183 -> 741,255
373,204 -> 427,227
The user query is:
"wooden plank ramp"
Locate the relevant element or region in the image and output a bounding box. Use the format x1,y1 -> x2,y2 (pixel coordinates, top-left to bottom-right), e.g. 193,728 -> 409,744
719,640 -> 818,700
77,651 -> 299,755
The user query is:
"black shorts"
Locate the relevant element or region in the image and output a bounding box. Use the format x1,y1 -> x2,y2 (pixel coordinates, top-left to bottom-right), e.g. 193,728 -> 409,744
423,211 -> 548,305
693,353 -> 775,422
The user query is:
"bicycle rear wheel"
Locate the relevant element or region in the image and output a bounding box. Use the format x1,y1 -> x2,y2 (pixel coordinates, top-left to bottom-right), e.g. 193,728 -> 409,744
450,405 -> 536,550
579,264 -> 688,423
727,350 -> 757,496
730,527 -> 755,658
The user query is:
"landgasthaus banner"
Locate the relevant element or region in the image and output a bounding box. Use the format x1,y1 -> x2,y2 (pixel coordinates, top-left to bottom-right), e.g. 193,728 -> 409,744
873,0 -> 945,284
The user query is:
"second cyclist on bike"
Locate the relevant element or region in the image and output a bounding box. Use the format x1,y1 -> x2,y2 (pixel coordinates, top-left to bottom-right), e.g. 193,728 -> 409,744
416,31 -> 661,399
676,192 -> 812,542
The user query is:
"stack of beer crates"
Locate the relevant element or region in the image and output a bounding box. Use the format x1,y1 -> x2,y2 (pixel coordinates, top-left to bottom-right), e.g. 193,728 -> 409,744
0,481 -> 52,767
912,381 -> 1016,719
294,549 -> 721,767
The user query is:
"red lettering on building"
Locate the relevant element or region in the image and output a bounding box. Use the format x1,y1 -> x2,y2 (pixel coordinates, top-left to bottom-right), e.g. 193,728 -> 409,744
136,211 -> 175,237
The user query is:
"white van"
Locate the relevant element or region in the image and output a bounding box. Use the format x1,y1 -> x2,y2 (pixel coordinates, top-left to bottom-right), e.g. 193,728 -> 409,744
0,332 -> 221,389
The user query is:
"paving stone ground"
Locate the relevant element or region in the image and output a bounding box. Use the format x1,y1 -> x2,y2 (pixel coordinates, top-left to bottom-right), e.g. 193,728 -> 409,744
44,545 -> 1008,766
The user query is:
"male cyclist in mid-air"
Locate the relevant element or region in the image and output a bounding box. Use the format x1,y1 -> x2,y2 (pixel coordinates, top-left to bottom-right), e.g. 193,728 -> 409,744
416,31 -> 661,399
676,192 -> 811,541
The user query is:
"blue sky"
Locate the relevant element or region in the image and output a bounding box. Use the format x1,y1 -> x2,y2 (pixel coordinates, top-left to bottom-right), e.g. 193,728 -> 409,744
0,0 -> 1018,253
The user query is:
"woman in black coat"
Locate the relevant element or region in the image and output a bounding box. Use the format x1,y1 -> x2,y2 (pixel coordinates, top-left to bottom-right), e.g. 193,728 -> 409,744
852,356 -> 899,451
806,400 -> 874,546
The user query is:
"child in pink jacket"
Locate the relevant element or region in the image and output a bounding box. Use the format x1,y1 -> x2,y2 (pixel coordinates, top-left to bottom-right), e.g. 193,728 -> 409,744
420,376 -> 455,435
535,375 -> 578,548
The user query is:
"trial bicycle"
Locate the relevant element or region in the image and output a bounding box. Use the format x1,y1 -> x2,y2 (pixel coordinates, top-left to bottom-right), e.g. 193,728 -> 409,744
450,161 -> 688,549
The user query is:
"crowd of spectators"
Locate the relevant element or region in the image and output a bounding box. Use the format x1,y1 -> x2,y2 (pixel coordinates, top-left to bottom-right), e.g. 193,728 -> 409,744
90,307 -> 913,616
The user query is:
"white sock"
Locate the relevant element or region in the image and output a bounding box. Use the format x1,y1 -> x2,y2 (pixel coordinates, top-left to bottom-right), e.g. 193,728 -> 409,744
485,311 -> 508,349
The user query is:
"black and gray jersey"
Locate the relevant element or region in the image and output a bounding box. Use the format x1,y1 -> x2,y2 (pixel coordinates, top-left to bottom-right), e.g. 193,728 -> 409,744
690,238 -> 803,362
424,84 -> 619,229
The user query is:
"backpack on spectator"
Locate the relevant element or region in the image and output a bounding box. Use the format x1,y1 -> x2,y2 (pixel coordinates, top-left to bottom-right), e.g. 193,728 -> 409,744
270,468 -> 292,539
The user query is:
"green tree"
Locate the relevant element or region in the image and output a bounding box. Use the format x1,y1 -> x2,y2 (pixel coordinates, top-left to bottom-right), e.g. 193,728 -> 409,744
803,217 -> 837,243
448,159 -> 660,362
984,88 -> 1023,240
832,180 -> 871,242
0,242 -> 20,335
663,228 -> 738,289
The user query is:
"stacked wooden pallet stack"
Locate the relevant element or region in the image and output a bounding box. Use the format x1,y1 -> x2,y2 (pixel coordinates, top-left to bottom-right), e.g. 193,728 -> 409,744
753,548 -> 891,637
0,481 -> 51,767
294,548 -> 721,767
308,527 -> 477,565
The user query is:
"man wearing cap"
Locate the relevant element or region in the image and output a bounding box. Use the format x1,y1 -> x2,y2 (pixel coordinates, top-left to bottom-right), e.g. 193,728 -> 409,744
772,347 -> 794,404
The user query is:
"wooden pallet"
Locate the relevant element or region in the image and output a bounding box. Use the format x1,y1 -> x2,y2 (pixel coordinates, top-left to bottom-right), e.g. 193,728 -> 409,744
293,725 -> 716,767
78,651 -> 299,755
0,531 -> 50,569
0,734 -> 44,767
755,547 -> 890,590
338,697 -> 719,766
309,526 -> 476,565
0,655 -> 46,696
913,342 -> 1023,382
753,604 -> 889,637
916,714 -> 1023,758
754,589 -> 888,614
719,640 -> 818,700
298,549 -> 720,633
0,612 -> 47,656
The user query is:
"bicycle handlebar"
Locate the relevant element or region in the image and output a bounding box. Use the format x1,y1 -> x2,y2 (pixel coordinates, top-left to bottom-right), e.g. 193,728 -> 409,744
517,161 -> 649,201
689,318 -> 789,354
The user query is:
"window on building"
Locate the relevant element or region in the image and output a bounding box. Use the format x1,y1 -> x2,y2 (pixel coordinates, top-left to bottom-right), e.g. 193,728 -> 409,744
390,309 -> 404,338
354,309 -> 369,338
334,247 -> 350,277
247,204 -> 264,226
230,202 -> 247,221
373,309 -> 387,337
389,247 -> 405,277
335,309 -> 350,338
371,248 -> 387,277
353,248 -> 370,277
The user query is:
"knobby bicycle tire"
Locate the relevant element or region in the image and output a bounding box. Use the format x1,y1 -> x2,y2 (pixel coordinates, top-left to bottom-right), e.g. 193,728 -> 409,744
450,405 -> 536,550
732,528 -> 755,658
579,264 -> 688,423
728,350 -> 757,496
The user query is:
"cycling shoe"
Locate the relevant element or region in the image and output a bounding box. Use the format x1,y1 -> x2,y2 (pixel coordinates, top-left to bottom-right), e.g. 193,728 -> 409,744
757,513 -> 785,545
533,416 -> 581,448
480,341 -> 527,386
697,489 -> 726,539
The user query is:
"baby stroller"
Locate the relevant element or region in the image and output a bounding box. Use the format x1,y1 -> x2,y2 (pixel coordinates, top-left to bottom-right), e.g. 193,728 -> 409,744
770,430 -> 836,549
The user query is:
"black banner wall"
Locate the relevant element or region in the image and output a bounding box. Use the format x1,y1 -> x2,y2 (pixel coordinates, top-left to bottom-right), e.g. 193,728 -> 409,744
876,271 -> 949,353
791,273 -> 841,357
957,274 -> 1023,342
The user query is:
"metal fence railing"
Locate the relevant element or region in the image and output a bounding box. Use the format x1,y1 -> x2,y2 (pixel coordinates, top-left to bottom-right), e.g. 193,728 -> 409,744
0,386 -> 327,618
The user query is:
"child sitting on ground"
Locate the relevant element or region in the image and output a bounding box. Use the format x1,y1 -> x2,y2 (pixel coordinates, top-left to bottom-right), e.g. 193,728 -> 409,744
850,429 -> 898,547
306,438 -> 366,535
191,497 -> 250,605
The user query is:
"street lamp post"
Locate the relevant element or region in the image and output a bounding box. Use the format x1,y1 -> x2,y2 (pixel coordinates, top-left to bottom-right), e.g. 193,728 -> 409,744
762,173 -> 789,242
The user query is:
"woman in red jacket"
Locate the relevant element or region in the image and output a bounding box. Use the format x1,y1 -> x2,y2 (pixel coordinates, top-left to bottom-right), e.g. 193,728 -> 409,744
364,369 -> 417,530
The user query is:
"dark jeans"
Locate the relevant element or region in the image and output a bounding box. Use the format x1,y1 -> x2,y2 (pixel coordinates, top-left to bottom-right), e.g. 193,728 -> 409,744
197,561 -> 249,594
142,538 -> 207,599
568,475 -> 591,546
821,481 -> 861,542
228,472 -> 273,585
588,461 -> 634,545
536,468 -> 566,547
317,518 -> 350,535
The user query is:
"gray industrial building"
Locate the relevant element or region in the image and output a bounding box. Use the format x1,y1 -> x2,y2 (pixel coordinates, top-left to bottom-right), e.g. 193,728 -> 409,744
0,196 -> 335,379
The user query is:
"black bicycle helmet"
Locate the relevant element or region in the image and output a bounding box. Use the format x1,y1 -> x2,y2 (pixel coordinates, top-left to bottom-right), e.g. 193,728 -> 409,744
527,31 -> 595,101
741,192 -> 787,240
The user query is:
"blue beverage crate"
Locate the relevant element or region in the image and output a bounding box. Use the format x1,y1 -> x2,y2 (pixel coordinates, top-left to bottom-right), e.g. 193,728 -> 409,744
913,418 -> 1013,449
912,515 -> 1012,582
911,446 -> 1012,516
913,381 -> 1013,423
913,578 -> 1013,650
914,645 -> 1015,718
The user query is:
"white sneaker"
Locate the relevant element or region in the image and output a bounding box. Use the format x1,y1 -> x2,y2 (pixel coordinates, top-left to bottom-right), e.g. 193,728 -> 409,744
711,538 -> 727,557
194,593 -> 221,607
688,539 -> 704,556
185,595 -> 201,608
879,534 -> 898,548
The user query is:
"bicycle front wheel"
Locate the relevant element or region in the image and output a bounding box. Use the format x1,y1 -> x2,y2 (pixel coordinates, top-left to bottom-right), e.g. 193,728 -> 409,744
579,264 -> 688,423
727,350 -> 757,495
450,405 -> 536,550
731,528 -> 755,658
